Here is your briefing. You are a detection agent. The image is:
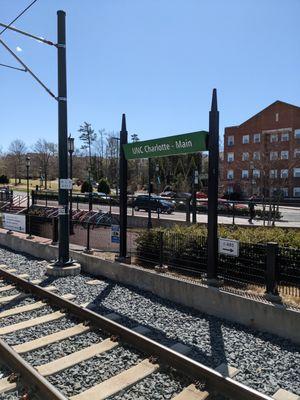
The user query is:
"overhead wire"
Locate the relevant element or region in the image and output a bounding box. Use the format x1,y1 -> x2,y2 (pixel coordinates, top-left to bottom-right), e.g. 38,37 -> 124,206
0,0 -> 39,36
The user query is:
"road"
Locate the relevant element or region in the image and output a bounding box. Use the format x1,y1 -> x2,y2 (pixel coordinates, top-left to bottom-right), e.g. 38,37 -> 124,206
31,197 -> 300,228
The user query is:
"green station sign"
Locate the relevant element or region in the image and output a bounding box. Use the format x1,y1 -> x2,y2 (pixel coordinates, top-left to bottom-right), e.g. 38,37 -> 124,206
123,130 -> 208,160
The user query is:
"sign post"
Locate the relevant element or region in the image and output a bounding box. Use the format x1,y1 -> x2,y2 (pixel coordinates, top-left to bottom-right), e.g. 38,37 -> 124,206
218,238 -> 239,257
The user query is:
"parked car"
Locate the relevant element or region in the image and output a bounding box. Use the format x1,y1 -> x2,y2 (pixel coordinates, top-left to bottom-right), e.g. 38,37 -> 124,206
196,191 -> 207,199
133,195 -> 175,214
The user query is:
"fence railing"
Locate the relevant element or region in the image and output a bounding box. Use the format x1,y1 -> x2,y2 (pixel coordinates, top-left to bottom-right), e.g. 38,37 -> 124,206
134,230 -> 300,299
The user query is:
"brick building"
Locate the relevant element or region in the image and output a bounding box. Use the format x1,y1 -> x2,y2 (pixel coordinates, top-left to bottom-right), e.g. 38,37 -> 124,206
223,101 -> 300,198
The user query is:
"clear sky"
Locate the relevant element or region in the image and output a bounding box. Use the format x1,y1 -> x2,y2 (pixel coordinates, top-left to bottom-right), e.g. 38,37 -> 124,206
1,0 -> 299,151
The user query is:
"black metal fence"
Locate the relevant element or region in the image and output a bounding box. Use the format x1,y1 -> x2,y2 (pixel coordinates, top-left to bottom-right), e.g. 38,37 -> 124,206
134,230 -> 300,298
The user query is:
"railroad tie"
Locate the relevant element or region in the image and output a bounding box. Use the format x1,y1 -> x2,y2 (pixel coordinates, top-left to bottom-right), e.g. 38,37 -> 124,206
0,311 -> 65,335
0,284 -> 16,293
0,293 -> 76,320
171,384 -> 209,400
70,358 -> 160,400
0,285 -> 58,305
0,376 -> 17,395
13,323 -> 90,354
36,338 -> 119,376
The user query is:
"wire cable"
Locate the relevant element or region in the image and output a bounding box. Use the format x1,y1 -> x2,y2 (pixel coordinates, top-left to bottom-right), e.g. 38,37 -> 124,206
0,62 -> 26,72
0,0 -> 39,36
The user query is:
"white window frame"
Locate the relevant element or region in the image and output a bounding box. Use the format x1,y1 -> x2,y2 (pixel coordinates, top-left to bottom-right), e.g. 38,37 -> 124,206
227,136 -> 234,146
280,169 -> 288,179
253,133 -> 261,143
295,129 -> 300,139
294,149 -> 300,158
242,135 -> 249,144
281,150 -> 289,160
270,133 -> 278,143
227,152 -> 234,162
270,151 -> 278,161
227,170 -> 234,180
242,152 -> 249,161
282,188 -> 289,197
293,187 -> 300,197
253,151 -> 260,161
253,169 -> 260,178
269,170 -> 278,179
242,170 -> 249,179
293,168 -> 300,178
281,132 -> 289,141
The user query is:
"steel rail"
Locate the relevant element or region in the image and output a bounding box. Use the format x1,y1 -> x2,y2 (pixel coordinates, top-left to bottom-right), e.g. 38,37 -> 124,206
0,267 -> 273,400
0,337 -> 68,400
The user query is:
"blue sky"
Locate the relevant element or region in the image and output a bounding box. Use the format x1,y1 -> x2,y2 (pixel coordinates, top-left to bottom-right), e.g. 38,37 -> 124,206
1,0 -> 299,151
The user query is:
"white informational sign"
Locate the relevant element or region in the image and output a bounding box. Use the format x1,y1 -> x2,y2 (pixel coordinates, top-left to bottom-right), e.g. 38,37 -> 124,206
60,178 -> 73,190
111,225 -> 120,244
2,213 -> 26,233
218,238 -> 239,257
58,207 -> 68,215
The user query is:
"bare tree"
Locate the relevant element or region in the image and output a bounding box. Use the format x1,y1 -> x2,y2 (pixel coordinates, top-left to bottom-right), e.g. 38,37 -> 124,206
8,139 -> 27,184
33,139 -> 57,189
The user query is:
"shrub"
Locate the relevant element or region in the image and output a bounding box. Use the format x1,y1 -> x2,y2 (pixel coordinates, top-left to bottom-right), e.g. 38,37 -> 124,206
0,175 -> 9,184
81,181 -> 93,193
97,178 -> 110,194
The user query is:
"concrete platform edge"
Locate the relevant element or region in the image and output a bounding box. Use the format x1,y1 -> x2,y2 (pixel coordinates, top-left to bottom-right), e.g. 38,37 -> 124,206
0,230 -> 299,345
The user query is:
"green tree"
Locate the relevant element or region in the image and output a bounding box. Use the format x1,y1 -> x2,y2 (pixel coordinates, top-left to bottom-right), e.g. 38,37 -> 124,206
81,180 -> 93,193
97,178 -> 110,194
78,122 -> 97,177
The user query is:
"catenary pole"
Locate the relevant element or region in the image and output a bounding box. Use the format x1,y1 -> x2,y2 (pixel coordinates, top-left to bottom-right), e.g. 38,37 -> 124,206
207,89 -> 219,282
119,114 -> 128,260
57,10 -> 69,265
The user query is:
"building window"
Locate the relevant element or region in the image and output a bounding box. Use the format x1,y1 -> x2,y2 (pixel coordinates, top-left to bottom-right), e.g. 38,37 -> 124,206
270,170 -> 277,179
270,151 -> 278,160
242,135 -> 249,144
275,113 -> 279,122
227,186 -> 234,194
242,152 -> 249,161
281,132 -> 289,141
253,133 -> 261,143
282,188 -> 289,197
253,169 -> 260,178
253,151 -> 260,160
227,170 -> 234,180
293,187 -> 300,197
270,133 -> 278,143
293,168 -> 300,178
281,169 -> 288,179
227,136 -> 234,146
295,129 -> 300,139
242,170 -> 249,179
294,149 -> 300,158
281,150 -> 289,160
227,152 -> 234,162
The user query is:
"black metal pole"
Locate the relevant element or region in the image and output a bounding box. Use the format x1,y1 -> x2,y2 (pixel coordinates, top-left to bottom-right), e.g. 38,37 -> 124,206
192,172 -> 197,224
26,166 -> 29,210
206,89 -> 219,283
147,158 -> 152,229
119,114 -> 128,260
57,10 -> 70,265
69,151 -> 74,234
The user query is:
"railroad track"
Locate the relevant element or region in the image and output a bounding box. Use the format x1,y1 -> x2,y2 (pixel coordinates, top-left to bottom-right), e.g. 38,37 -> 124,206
0,265 -> 274,400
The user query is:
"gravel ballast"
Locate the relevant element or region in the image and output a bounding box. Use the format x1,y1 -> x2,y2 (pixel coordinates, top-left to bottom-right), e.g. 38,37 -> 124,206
0,246 -> 300,396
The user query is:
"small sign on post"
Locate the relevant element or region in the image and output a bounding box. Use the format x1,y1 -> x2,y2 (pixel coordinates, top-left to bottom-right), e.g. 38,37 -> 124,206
111,225 -> 120,244
2,213 -> 26,233
60,178 -> 73,190
218,238 -> 239,257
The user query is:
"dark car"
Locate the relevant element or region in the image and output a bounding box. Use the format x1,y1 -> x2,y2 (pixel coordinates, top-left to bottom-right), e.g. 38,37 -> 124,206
133,195 -> 175,214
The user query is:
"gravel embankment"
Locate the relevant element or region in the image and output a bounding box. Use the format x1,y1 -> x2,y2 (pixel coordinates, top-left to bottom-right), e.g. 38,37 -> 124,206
0,246 -> 300,397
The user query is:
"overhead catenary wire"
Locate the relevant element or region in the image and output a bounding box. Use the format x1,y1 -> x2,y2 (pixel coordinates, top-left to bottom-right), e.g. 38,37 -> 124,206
0,62 -> 26,72
0,0 -> 39,36
0,38 -> 57,100
0,23 -> 55,46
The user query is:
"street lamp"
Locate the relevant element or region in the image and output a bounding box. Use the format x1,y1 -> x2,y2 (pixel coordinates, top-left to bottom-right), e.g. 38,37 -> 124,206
68,135 -> 75,234
26,156 -> 30,210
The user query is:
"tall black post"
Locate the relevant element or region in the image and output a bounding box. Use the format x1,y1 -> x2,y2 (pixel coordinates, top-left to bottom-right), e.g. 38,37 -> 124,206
26,165 -> 30,210
206,89 -> 220,284
69,149 -> 74,234
147,158 -> 152,229
118,114 -> 128,261
57,10 -> 69,265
